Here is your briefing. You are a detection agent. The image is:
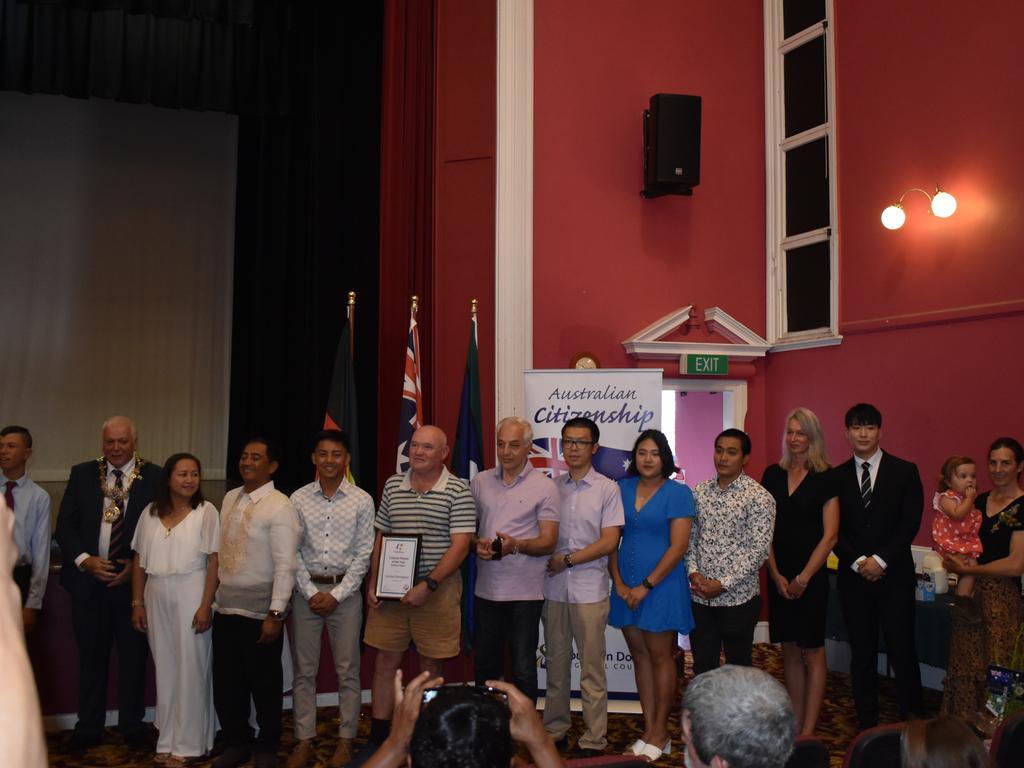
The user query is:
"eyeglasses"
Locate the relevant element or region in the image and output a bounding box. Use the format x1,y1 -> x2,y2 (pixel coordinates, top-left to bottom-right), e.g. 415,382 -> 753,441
562,439 -> 594,449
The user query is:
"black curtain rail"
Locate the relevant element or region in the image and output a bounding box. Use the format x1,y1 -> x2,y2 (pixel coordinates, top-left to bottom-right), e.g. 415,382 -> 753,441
0,0 -> 369,116
20,0 -> 260,25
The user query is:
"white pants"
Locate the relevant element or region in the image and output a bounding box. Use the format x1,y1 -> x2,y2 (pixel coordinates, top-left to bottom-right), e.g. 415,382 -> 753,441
146,571 -> 216,757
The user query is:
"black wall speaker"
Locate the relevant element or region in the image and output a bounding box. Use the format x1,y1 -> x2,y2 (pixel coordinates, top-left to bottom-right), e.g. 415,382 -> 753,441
643,93 -> 701,198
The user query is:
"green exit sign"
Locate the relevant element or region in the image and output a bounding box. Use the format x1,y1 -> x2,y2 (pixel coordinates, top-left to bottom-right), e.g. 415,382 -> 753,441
685,354 -> 728,376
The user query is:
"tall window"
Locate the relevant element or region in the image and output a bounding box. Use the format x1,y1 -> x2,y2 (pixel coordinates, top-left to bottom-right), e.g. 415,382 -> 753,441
764,0 -> 840,348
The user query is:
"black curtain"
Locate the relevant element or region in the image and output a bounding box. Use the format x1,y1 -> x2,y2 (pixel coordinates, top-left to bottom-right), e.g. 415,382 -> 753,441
0,0 -> 383,493
0,0 -> 302,113
225,2 -> 382,494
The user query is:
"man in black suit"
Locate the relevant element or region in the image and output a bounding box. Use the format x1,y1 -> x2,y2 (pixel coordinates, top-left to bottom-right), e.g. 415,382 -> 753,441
834,403 -> 924,730
56,416 -> 161,750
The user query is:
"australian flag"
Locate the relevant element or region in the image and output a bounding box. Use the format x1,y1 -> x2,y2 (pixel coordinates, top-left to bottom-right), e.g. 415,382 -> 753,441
531,437 -> 633,481
395,308 -> 423,473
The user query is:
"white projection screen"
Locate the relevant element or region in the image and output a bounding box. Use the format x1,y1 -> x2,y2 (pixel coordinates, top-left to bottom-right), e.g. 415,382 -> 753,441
0,91 -> 237,479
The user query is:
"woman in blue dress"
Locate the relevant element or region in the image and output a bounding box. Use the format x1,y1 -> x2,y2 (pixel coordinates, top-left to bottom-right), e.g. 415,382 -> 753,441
609,429 -> 694,762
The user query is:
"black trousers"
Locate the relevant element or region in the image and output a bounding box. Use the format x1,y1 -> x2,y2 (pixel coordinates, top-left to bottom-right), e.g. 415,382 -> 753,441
689,595 -> 761,675
473,597 -> 544,703
837,572 -> 923,729
213,612 -> 284,753
70,582 -> 148,737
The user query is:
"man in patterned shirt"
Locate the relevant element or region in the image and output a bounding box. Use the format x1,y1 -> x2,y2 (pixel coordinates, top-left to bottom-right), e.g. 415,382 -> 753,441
689,428 -> 775,675
363,425 -> 476,747
285,430 -> 375,768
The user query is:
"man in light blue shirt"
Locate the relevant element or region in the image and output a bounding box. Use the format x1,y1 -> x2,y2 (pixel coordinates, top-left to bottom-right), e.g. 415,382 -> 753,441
542,417 -> 623,756
0,425 -> 51,634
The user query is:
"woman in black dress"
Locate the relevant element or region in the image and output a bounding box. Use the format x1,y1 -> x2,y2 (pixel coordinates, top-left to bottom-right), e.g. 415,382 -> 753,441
942,437 -> 1024,721
762,407 -> 838,736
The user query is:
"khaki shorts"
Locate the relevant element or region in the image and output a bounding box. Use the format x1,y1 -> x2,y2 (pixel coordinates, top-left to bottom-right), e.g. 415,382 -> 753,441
363,572 -> 462,659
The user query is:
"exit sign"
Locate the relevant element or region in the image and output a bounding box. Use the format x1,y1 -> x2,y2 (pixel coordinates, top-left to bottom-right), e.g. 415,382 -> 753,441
685,354 -> 728,376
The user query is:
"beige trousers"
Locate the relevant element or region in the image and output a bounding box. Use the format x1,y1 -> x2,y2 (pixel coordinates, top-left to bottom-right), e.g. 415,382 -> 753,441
541,598 -> 610,750
290,587 -> 362,740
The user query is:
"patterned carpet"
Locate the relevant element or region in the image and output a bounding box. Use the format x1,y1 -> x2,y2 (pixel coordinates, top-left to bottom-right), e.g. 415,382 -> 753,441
44,644 -> 941,767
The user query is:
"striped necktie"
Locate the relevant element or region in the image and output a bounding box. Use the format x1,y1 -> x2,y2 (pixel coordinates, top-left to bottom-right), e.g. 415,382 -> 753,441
860,461 -> 872,508
109,469 -> 127,560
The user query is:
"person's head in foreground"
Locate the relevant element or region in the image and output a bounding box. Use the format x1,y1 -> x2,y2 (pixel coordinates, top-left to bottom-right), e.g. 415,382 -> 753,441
901,716 -> 991,768
365,670 -> 562,768
682,665 -> 795,768
409,686 -> 513,768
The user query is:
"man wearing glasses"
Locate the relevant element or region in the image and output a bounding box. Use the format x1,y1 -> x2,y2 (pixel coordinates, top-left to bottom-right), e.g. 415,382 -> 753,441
541,417 -> 623,757
473,416 -> 560,704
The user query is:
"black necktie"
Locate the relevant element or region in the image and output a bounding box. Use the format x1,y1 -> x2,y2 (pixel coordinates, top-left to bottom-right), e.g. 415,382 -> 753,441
109,469 -> 126,560
4,480 -> 14,512
860,461 -> 872,508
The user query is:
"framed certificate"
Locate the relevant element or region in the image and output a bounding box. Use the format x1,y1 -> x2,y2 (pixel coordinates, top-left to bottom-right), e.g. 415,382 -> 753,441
376,534 -> 422,600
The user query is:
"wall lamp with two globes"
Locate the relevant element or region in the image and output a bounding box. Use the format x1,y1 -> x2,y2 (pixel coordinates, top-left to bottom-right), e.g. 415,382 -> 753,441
880,186 -> 957,230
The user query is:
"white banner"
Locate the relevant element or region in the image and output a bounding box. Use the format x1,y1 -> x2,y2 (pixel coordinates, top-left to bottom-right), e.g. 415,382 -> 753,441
525,369 -> 662,698
524,369 -> 662,480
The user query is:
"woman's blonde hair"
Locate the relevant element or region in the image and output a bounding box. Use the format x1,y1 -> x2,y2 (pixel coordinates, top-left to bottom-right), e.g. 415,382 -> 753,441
779,407 -> 831,473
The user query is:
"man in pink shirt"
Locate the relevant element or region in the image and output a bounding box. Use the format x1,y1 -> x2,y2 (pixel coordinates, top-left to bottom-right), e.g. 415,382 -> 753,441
473,416 -> 560,703
542,417 -> 623,756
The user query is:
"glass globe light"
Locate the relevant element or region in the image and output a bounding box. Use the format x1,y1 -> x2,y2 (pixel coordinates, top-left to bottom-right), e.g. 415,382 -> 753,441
881,204 -> 906,230
931,190 -> 957,218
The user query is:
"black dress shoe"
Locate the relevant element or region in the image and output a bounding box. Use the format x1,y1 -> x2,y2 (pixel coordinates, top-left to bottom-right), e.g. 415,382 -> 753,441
575,747 -> 604,759
212,745 -> 252,768
67,731 -> 102,752
553,735 -> 570,753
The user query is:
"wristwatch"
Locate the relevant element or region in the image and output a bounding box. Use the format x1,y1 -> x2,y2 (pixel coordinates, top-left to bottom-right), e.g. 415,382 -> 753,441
267,609 -> 285,621
564,553 -> 574,569
425,577 -> 439,592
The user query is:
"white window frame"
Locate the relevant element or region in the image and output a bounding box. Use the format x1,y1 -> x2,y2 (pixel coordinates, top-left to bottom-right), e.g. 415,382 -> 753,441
764,0 -> 842,351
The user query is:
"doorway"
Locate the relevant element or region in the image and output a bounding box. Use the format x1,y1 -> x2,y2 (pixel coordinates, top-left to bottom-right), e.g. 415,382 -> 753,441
661,378 -> 748,487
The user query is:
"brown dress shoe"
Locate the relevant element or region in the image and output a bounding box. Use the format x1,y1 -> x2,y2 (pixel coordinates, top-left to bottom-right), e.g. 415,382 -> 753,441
284,740 -> 315,768
328,737 -> 353,767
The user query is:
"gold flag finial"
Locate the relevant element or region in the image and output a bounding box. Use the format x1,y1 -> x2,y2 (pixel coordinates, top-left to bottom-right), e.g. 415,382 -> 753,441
348,291 -> 356,307
411,295 -> 419,315
471,298 -> 478,320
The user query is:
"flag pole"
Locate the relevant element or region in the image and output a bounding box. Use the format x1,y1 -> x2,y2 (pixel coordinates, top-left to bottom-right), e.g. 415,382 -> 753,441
347,291 -> 356,357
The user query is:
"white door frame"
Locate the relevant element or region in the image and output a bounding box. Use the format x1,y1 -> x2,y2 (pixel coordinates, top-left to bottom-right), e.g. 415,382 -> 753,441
662,378 -> 748,430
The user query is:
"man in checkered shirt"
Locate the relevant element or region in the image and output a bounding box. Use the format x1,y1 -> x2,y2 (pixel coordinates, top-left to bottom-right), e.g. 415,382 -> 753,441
285,430 -> 375,768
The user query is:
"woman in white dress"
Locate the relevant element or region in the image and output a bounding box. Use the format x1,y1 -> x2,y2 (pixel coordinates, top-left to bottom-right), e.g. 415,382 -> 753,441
131,453 -> 220,766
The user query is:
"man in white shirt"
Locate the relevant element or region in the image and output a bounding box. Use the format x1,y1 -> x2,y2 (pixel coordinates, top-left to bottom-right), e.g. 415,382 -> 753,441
0,425 -> 51,634
285,430 -> 375,768
212,438 -> 301,768
55,416 -> 161,751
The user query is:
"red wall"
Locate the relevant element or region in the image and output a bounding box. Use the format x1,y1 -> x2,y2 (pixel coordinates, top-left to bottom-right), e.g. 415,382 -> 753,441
531,0 -> 1024,547
765,1 -> 1024,543
432,0 -> 497,459
533,0 -> 767,373
531,1 -> 769,468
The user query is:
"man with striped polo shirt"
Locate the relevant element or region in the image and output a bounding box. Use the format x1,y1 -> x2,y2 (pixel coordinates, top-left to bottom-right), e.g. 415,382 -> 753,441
364,424 -> 476,747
